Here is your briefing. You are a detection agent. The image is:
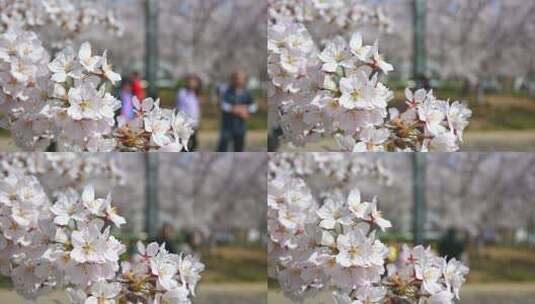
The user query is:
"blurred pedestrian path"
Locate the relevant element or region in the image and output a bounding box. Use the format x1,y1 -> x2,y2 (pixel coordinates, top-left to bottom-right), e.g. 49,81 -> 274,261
275,130 -> 535,152
0,283 -> 266,304
0,130 -> 267,152
268,283 -> 535,304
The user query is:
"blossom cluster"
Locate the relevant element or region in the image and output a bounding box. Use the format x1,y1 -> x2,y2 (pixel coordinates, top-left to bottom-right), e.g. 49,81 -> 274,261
382,244 -> 469,304
0,153 -> 125,190
0,27 -> 52,150
268,1 -> 472,152
269,152 -> 392,187
114,97 -> 194,152
0,172 -> 204,303
268,174 -> 468,304
268,0 -> 389,30
0,0 -> 123,36
0,25 -> 193,151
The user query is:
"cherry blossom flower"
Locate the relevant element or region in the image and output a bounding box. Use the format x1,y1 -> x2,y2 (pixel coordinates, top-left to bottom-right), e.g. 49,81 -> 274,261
151,253 -> 180,290
50,189 -> 88,225
317,198 -> 352,229
67,83 -> 102,120
0,167 -> 204,303
0,6 -> 193,152
49,47 -> 81,83
336,226 -> 383,267
268,156 -> 469,304
70,223 -> 108,263
319,37 -> 352,73
349,32 -> 372,62
268,0 -> 472,152
360,198 -> 392,231
86,282 -> 121,304
101,51 -> 121,85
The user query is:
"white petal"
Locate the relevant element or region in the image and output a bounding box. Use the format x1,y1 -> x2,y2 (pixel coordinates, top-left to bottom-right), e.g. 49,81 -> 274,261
79,42 -> 92,60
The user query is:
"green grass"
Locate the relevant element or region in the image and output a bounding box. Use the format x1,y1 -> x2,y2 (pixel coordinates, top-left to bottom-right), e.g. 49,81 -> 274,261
121,234 -> 266,283
480,107 -> 535,130
2,244 -> 534,288
158,88 -> 267,132
268,243 -> 535,289
433,89 -> 535,131
0,88 -> 267,140
200,245 -> 266,283
468,245 -> 535,283
0,276 -> 10,289
390,89 -> 535,131
0,244 -> 266,288
6,88 -> 535,135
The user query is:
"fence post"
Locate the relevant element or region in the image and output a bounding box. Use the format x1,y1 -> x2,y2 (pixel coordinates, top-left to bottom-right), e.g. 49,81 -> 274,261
412,153 -> 427,245
413,0 -> 427,88
145,0 -> 159,98
145,153 -> 159,239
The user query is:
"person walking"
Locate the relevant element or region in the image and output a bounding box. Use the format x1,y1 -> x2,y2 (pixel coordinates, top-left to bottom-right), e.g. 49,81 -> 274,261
131,71 -> 145,101
119,79 -> 134,121
176,74 -> 202,151
217,71 -> 257,152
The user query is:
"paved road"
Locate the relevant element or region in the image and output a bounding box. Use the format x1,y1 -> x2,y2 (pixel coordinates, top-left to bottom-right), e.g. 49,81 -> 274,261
195,283 -> 266,304
5,283 -> 535,304
461,131 -> 535,152
461,283 -> 535,304
0,130 -> 268,152
277,130 -> 535,152
0,283 -> 267,304
268,283 -> 535,304
3,130 -> 535,152
195,130 -> 267,152
197,291 -> 266,304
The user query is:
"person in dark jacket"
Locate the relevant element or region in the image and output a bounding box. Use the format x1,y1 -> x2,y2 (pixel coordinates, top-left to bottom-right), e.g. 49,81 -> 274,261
155,223 -> 177,254
217,71 -> 257,152
438,227 -> 466,259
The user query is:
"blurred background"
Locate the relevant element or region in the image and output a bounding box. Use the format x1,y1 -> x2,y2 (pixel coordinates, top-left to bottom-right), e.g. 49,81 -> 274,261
0,153 -> 267,304
278,0 -> 535,152
268,153 -> 535,304
0,0 -> 268,151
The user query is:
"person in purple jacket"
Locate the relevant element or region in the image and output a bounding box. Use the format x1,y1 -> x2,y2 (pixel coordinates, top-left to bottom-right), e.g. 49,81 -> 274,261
119,79 -> 134,121
176,74 -> 203,151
